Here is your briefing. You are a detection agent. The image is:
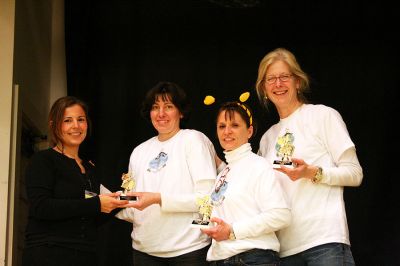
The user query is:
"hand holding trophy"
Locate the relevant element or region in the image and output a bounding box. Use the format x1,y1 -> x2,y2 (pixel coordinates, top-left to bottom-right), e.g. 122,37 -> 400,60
273,129 -> 295,168
191,195 -> 213,228
119,172 -> 137,201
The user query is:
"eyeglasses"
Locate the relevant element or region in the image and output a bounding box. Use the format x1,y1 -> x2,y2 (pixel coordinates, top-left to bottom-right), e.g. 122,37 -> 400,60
265,74 -> 293,84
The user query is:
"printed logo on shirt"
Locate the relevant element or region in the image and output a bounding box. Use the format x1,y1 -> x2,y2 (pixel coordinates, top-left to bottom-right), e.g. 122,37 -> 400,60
147,151 -> 168,172
211,167 -> 230,206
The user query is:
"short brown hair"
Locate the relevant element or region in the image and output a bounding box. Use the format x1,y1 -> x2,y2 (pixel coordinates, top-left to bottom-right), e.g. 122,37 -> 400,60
141,81 -> 191,126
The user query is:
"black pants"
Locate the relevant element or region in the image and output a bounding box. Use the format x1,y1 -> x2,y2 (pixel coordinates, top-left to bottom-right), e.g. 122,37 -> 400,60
21,245 -> 97,266
133,245 -> 210,266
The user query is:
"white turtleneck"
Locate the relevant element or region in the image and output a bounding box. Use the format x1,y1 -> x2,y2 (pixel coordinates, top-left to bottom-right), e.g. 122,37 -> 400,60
207,143 -> 291,261
224,143 -> 252,164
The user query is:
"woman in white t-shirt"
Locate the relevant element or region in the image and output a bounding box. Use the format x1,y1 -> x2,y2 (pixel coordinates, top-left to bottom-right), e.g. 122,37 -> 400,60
201,101 -> 291,266
255,47 -> 363,266
116,81 -> 217,266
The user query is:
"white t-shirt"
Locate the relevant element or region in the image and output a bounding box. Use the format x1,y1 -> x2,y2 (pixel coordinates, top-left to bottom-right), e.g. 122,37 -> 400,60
258,104 -> 363,257
207,143 -> 291,261
116,129 -> 217,257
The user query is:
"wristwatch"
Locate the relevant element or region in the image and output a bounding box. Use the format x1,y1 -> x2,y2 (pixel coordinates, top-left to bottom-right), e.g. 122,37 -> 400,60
312,166 -> 323,184
228,227 -> 236,240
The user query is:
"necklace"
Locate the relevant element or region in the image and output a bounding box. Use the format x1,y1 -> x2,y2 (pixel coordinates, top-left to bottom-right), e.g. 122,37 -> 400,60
54,145 -> 86,173
54,145 -> 78,160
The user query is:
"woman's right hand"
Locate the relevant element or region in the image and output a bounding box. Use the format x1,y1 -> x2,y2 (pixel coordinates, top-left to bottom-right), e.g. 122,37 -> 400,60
99,192 -> 128,213
122,192 -> 161,210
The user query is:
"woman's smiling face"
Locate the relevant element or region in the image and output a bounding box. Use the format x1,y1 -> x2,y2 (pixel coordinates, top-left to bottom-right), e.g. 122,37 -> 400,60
217,110 -> 253,151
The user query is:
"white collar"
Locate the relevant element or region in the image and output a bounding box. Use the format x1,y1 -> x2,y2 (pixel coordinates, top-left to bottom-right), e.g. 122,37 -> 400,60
224,143 -> 252,164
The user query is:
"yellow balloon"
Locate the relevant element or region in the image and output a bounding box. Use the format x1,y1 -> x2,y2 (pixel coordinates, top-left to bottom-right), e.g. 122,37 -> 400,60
204,95 -> 215,105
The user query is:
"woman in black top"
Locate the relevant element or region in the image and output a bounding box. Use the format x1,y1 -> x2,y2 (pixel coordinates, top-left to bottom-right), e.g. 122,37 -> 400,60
22,96 -> 128,266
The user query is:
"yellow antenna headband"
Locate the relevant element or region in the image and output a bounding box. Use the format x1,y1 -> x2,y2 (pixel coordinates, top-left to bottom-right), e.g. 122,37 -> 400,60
203,92 -> 253,126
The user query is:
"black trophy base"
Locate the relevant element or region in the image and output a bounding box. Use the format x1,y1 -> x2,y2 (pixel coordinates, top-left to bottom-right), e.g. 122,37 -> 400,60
273,160 -> 295,169
190,219 -> 212,229
119,194 -> 137,201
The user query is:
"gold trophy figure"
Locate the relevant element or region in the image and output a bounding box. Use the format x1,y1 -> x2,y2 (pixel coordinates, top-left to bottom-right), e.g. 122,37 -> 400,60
119,172 -> 137,201
191,195 -> 213,228
273,129 -> 295,168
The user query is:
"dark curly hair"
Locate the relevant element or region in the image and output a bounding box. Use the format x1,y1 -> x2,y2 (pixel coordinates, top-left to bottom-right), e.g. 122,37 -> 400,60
141,81 -> 191,126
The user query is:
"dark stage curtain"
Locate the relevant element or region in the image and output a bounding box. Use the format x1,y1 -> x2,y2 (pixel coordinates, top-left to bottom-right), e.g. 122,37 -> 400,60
65,1 -> 398,265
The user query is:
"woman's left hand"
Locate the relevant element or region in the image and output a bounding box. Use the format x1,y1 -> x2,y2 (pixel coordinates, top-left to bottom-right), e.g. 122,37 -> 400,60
275,157 -> 318,181
201,217 -> 231,242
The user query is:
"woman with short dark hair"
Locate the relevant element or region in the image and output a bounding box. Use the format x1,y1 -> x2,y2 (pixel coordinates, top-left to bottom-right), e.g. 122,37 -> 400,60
116,81 -> 217,266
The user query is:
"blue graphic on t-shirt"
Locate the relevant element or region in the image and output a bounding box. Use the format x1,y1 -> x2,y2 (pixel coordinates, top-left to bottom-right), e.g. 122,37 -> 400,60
211,181 -> 227,206
211,167 -> 230,206
147,152 -> 168,172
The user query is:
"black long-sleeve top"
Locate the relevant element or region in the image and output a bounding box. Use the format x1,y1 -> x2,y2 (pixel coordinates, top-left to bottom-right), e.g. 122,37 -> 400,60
24,148 -> 103,252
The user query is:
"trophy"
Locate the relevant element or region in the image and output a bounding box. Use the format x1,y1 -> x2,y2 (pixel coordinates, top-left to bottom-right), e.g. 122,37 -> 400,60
119,172 -> 137,201
191,195 -> 213,228
273,129 -> 295,168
